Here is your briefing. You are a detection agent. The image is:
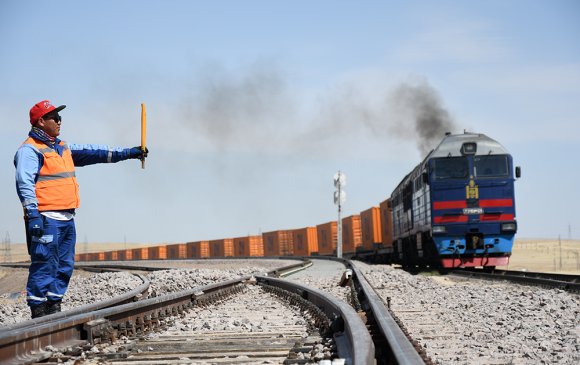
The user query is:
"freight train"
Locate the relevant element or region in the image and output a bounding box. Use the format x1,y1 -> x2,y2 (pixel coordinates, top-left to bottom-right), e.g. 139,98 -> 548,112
77,132 -> 520,270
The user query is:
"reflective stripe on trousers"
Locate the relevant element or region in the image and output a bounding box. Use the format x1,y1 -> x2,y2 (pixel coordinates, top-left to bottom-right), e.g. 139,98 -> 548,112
26,216 -> 76,306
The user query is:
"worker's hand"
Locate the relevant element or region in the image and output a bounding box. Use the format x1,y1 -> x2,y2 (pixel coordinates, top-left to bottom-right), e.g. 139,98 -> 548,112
26,209 -> 44,238
129,146 -> 149,160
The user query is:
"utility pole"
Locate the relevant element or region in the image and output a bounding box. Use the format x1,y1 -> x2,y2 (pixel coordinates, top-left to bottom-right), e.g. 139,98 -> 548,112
334,171 -> 346,258
1,232 -> 11,263
559,235 -> 562,271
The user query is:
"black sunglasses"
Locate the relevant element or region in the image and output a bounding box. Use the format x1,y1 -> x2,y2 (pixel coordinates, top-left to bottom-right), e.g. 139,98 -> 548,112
43,113 -> 62,123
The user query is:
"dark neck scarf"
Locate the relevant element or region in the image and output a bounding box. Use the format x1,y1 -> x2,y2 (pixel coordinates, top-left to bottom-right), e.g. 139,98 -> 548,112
30,126 -> 57,146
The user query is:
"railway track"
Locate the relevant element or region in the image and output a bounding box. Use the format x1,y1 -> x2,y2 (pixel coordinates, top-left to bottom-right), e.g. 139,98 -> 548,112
0,266 -> 150,328
4,258 -> 578,364
1,259 -> 427,365
100,283 -> 327,364
450,267 -> 580,292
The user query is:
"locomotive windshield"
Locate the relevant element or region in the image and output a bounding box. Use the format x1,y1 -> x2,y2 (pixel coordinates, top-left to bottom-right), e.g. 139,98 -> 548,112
432,157 -> 468,180
474,155 -> 509,178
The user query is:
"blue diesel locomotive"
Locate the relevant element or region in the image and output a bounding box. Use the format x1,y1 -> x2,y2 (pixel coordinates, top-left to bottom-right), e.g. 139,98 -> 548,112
390,132 -> 520,269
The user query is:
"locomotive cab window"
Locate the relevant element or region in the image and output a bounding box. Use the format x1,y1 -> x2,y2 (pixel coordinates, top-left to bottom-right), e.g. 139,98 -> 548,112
432,157 -> 468,180
474,155 -> 509,178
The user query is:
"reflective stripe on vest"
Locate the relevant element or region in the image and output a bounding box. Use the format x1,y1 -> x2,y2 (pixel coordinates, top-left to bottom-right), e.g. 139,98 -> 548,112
23,137 -> 80,211
37,171 -> 76,182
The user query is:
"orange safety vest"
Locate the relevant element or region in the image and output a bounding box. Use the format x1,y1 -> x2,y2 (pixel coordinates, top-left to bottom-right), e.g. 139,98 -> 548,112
23,137 -> 80,211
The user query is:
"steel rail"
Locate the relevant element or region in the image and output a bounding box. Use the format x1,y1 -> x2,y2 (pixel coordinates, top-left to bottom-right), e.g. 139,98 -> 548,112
347,263 -> 426,365
451,268 -> 580,292
73,259 -> 312,278
1,273 -> 149,333
255,275 -> 375,365
462,268 -> 580,282
0,276 -> 250,365
71,259 -> 311,277
0,260 -> 312,364
292,256 -> 427,364
269,259 -> 313,277
0,262 -> 171,272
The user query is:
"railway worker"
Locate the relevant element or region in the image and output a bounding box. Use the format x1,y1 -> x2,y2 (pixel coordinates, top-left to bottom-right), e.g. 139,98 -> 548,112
14,100 -> 149,319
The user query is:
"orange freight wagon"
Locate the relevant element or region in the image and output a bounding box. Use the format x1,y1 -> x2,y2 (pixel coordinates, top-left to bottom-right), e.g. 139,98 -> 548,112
120,249 -> 133,261
360,206 -> 382,251
209,239 -> 234,258
292,227 -> 319,256
316,221 -> 337,255
249,236 -> 264,257
140,247 -> 150,260
379,198 -> 394,250
132,247 -> 149,260
342,215 -> 362,254
233,235 -> 264,257
262,230 -> 294,256
167,243 -> 187,259
117,250 -> 127,261
104,251 -> 113,261
187,241 -> 210,258
148,246 -> 167,260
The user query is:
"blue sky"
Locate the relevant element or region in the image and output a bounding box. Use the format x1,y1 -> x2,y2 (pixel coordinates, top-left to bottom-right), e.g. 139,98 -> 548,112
1,0 -> 579,245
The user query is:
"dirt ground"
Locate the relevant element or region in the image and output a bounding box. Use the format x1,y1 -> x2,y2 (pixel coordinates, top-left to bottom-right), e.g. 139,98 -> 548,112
2,238 -> 579,274
498,238 -> 580,274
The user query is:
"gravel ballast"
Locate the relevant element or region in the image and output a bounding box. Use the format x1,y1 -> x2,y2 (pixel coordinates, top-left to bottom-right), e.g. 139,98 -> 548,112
353,261 -> 580,365
0,259 -> 299,326
0,271 -> 142,326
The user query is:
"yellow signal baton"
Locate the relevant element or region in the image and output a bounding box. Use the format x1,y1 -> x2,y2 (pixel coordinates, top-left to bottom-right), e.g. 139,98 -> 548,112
141,103 -> 147,169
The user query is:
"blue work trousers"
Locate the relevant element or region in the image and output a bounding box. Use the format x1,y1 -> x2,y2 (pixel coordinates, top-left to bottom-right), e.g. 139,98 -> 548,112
26,216 -> 76,306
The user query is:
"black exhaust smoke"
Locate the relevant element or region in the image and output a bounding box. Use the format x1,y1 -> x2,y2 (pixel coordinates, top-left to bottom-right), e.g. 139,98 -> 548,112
390,80 -> 457,155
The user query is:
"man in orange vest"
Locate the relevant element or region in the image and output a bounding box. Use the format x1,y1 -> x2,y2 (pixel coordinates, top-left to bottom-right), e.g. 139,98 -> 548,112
14,100 -> 148,318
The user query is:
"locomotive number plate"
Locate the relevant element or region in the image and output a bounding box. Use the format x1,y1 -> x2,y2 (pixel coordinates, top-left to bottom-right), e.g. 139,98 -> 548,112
463,207 -> 483,215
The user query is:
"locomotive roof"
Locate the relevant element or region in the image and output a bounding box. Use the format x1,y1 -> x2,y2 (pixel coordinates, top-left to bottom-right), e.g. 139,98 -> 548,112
391,132 -> 511,194
428,132 -> 510,158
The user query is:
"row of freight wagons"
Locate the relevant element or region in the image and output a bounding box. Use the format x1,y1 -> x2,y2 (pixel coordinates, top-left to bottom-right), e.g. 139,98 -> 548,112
76,199 -> 393,262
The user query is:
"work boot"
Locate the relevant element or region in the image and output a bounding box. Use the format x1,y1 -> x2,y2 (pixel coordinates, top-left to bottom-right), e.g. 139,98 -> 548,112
30,302 -> 47,319
46,300 -> 61,315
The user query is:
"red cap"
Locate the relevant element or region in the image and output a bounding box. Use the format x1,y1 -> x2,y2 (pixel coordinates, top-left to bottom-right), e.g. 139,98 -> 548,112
29,100 -> 66,124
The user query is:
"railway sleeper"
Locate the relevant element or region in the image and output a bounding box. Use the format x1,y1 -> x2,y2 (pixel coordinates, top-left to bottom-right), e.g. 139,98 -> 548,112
259,284 -> 333,337
81,283 -> 339,364
9,273 -> 355,364
83,283 -> 246,347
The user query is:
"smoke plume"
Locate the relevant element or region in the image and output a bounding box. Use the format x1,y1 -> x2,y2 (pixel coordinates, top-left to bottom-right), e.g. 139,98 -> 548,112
177,65 -> 457,159
388,80 -> 457,155
178,63 -> 294,152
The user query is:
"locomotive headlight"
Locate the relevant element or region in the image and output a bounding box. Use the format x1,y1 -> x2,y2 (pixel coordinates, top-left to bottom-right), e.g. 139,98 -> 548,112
461,142 -> 477,155
501,222 -> 517,232
432,226 -> 446,234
